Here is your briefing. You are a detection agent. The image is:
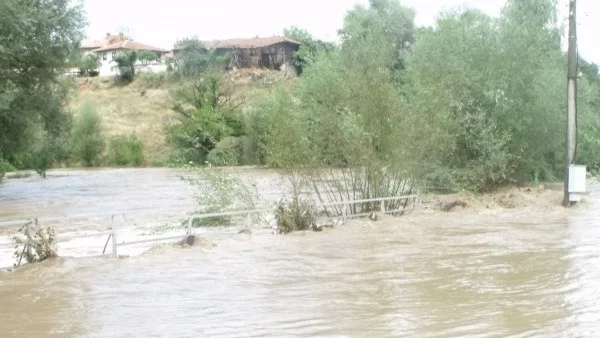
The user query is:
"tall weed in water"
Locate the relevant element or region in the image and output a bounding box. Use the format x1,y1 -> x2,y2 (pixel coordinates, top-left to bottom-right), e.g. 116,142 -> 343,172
182,167 -> 267,227
12,219 -> 58,266
274,197 -> 317,234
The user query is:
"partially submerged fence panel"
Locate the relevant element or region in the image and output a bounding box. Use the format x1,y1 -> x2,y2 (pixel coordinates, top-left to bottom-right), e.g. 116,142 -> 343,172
0,194 -> 419,263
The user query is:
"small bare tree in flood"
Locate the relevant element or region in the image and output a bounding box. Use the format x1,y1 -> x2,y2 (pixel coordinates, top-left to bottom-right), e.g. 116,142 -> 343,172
180,167 -> 269,228
12,219 -> 58,266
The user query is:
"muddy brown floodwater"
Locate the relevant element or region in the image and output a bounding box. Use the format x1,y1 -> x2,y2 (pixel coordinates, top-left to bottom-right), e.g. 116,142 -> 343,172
1,169 -> 600,337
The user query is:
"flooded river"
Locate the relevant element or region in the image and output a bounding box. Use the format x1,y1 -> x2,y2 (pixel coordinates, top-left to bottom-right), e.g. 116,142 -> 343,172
1,169 -> 599,337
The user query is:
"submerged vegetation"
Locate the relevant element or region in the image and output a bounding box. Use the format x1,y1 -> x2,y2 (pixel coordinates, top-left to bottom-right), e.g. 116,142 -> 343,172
275,197 -> 317,234
12,220 -> 58,266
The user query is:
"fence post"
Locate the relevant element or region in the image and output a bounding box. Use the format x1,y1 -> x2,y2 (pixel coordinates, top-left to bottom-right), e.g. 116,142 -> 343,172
342,203 -> 348,222
25,220 -> 34,259
380,200 -> 385,214
187,218 -> 192,236
111,215 -> 118,257
245,213 -> 252,228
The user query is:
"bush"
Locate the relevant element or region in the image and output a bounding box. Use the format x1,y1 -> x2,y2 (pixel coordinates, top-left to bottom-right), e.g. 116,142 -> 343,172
72,103 -> 105,166
107,134 -> 144,166
0,156 -> 13,182
114,51 -> 137,83
28,141 -> 55,178
13,219 -> 58,266
78,53 -> 100,77
166,71 -> 244,164
183,168 -> 267,228
274,197 -> 317,234
139,72 -> 179,89
207,137 -> 242,166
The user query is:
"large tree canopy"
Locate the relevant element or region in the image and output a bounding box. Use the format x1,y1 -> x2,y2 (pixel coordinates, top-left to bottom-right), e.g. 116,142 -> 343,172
0,0 -> 85,160
174,37 -> 230,77
339,0 -> 415,72
406,0 -> 566,189
283,26 -> 336,74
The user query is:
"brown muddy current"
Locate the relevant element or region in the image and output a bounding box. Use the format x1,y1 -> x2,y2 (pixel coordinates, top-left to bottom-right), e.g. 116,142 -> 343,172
1,169 -> 599,337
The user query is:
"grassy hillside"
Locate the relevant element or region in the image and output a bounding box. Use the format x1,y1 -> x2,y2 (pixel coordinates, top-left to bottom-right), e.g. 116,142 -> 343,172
70,69 -> 295,165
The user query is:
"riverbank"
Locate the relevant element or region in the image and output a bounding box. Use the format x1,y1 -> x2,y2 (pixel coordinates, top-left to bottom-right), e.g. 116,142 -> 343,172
70,69 -> 295,165
1,167 -> 595,270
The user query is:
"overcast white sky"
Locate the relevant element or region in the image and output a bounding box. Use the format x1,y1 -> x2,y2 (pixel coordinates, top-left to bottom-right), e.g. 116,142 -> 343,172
83,0 -> 599,64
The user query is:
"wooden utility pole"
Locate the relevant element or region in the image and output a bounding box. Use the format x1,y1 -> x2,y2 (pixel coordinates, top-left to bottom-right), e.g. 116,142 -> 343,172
564,0 -> 578,207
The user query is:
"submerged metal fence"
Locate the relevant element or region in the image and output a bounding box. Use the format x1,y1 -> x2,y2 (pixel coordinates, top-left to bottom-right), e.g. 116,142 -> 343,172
0,194 -> 419,266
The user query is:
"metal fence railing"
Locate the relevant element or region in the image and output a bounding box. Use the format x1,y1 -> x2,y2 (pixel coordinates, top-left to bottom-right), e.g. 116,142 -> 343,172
0,194 -> 419,266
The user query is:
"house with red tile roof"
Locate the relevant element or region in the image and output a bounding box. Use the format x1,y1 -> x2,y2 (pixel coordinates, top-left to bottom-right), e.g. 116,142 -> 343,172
81,33 -> 126,52
173,36 -> 300,70
81,34 -> 169,77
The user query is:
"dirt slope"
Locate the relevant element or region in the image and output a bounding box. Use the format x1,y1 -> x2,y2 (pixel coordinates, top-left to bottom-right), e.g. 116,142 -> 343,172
70,69 -> 295,165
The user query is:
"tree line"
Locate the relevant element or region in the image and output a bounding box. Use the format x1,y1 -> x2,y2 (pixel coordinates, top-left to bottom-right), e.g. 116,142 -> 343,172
168,0 -> 600,192
2,0 -> 599,194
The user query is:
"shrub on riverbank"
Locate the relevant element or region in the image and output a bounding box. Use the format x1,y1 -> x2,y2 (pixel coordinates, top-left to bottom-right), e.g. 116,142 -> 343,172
71,103 -> 105,166
165,71 -> 244,165
207,137 -> 243,166
0,156 -> 12,182
108,134 -> 144,166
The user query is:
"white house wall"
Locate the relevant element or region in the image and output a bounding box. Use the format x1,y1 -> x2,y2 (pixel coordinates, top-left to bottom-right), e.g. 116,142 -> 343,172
96,49 -> 167,77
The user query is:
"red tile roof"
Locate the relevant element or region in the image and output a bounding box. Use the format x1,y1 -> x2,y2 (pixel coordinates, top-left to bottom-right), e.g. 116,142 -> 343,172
81,34 -> 124,49
196,36 -> 300,50
93,40 -> 167,53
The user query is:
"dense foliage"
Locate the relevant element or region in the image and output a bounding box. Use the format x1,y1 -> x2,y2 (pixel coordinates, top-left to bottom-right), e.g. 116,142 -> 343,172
174,37 -> 230,77
71,103 -> 105,167
114,51 -> 138,83
0,0 -> 85,167
249,0 -> 600,193
78,53 -> 100,76
283,26 -> 336,74
2,0 -> 600,195
107,134 -> 144,166
406,2 -> 566,190
166,71 -> 244,164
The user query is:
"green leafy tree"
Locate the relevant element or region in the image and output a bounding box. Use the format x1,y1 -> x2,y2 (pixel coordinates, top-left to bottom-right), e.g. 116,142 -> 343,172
78,54 -> 100,76
0,0 -> 85,162
107,134 -> 144,166
25,128 -> 71,178
283,26 -> 336,74
174,37 -> 230,76
406,0 -> 566,191
282,26 -> 313,43
71,103 -> 105,166
137,50 -> 157,64
0,156 -> 13,182
166,72 -> 243,164
255,33 -> 417,204
576,68 -> 600,170
339,0 -> 416,73
114,51 -> 138,83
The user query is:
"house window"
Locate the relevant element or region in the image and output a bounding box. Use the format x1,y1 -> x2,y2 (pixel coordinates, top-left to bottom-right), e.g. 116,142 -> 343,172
102,53 -> 107,60
112,52 -> 117,59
